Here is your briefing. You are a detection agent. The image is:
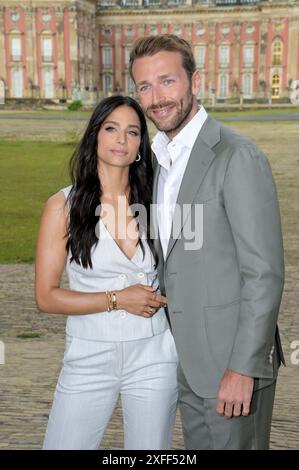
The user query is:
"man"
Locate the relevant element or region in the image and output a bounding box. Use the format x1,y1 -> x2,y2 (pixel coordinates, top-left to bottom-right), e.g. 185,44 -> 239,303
129,34 -> 285,450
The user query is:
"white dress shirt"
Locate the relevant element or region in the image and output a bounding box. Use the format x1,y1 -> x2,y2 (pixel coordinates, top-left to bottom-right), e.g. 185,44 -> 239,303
152,106 -> 208,259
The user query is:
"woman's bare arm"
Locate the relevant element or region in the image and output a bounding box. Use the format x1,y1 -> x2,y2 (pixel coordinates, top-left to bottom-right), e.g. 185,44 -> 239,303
35,191 -> 166,317
35,191 -> 108,315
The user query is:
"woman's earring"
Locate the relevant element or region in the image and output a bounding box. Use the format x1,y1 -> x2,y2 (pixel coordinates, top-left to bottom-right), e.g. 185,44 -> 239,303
135,153 -> 141,162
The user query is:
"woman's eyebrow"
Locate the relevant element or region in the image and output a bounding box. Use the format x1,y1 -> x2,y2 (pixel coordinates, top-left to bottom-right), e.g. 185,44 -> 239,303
103,120 -> 119,126
127,124 -> 141,130
104,120 -> 140,130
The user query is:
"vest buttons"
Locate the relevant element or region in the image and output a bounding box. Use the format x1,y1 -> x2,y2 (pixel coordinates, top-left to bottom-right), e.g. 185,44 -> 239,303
119,274 -> 126,280
138,272 -> 145,278
120,311 -> 127,319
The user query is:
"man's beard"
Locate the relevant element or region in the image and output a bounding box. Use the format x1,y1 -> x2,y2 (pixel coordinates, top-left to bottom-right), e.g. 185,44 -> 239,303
145,88 -> 194,134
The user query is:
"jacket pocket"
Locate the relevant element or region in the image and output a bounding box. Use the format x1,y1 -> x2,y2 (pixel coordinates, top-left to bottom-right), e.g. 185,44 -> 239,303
204,297 -> 241,310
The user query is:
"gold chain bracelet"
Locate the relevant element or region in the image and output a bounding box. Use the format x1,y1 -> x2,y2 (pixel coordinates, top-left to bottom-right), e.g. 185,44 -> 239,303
106,291 -> 117,312
112,291 -> 117,310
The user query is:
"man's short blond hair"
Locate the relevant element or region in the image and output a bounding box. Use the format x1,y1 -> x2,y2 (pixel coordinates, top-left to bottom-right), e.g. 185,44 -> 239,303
129,34 -> 196,83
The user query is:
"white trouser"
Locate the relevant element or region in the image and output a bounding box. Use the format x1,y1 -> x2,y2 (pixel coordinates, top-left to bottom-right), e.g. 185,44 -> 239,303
43,329 -> 178,450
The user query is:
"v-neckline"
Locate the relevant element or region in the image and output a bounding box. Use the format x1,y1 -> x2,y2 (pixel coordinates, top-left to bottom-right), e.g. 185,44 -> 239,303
100,218 -> 140,264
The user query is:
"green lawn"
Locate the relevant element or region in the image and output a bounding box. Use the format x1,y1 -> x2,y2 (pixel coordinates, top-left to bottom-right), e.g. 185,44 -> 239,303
0,141 -> 73,263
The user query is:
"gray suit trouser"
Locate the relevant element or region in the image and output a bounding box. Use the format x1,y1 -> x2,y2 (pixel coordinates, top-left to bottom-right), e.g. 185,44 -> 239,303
178,365 -> 276,450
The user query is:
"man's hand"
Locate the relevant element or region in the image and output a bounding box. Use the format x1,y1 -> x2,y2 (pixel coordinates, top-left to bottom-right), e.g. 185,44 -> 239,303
216,369 -> 254,419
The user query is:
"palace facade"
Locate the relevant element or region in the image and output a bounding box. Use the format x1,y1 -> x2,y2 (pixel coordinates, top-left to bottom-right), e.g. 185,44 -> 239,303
0,0 -> 98,102
0,0 -> 299,104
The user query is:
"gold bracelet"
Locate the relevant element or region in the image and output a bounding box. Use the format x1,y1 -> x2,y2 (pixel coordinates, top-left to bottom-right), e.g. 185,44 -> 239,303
109,291 -> 113,311
106,291 -> 112,312
106,291 -> 109,312
106,291 -> 118,312
112,291 -> 117,310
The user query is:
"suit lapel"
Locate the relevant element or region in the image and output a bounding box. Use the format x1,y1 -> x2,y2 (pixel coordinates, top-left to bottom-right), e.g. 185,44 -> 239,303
165,116 -> 221,261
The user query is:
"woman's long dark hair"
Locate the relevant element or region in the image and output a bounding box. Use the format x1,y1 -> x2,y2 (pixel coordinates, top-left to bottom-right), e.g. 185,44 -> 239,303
66,95 -> 157,269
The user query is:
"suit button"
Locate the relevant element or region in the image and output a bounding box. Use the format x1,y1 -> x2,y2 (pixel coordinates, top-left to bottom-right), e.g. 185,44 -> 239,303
119,274 -> 126,280
120,311 -> 127,319
138,272 -> 145,278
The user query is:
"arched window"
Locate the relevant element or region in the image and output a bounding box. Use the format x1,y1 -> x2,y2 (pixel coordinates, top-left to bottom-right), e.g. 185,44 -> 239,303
272,39 -> 283,66
243,74 -> 253,98
12,68 -> 23,97
10,30 -> 23,97
43,68 -> 54,98
219,74 -> 228,99
10,30 -> 22,62
219,45 -> 229,66
271,74 -> 280,99
195,45 -> 205,68
79,37 -> 84,59
102,46 -> 112,68
41,31 -> 53,63
243,44 -> 254,67
104,74 -> 112,95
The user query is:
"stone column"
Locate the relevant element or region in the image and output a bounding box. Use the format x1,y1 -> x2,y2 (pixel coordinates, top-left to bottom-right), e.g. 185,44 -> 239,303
114,24 -> 121,92
288,16 -> 299,85
232,21 -> 241,99
24,5 -> 37,98
259,17 -> 269,98
93,16 -> 100,94
0,7 -> 6,83
208,22 -> 216,101
69,6 -> 79,93
56,6 -> 65,97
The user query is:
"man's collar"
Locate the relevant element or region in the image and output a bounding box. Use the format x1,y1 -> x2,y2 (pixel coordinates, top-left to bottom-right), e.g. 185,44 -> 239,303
151,105 -> 208,167
152,106 -> 208,150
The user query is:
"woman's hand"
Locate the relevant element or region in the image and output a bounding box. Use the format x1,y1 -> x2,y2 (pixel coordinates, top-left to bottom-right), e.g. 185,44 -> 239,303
116,284 -> 167,318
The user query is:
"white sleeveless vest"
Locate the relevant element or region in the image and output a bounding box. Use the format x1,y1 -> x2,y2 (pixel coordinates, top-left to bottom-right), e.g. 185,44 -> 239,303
61,185 -> 169,341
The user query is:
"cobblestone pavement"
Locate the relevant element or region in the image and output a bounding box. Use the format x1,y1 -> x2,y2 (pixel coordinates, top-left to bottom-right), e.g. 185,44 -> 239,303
0,121 -> 298,449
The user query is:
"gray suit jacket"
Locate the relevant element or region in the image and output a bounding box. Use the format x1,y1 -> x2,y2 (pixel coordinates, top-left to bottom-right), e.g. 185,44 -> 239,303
153,116 -> 285,398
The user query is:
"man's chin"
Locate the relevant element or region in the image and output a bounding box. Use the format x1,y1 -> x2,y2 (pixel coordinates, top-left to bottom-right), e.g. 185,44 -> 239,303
148,116 -> 174,132
156,120 -> 184,135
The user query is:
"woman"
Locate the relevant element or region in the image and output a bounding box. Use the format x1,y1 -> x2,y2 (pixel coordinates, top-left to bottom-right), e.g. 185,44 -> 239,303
35,95 -> 178,450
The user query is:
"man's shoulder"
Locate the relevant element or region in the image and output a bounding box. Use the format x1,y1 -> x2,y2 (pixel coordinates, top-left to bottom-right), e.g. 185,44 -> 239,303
198,115 -> 253,154
205,118 -> 259,158
199,116 -> 270,175
217,121 -> 253,150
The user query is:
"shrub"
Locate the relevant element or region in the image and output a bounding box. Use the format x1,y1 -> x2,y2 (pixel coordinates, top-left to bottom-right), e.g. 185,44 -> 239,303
68,100 -> 83,111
